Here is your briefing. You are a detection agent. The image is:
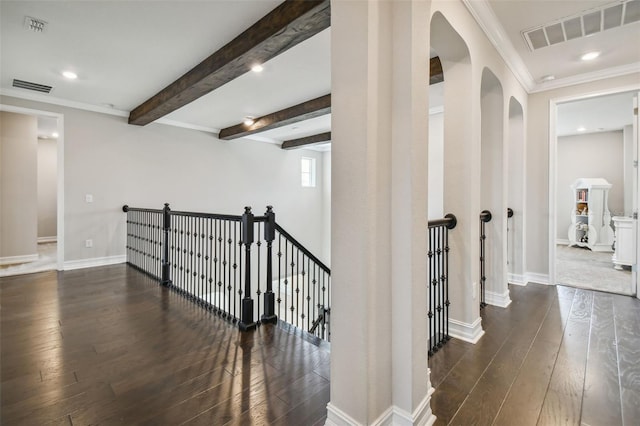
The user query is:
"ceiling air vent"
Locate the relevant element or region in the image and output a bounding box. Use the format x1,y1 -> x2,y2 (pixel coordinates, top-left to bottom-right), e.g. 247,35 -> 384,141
24,16 -> 47,33
522,0 -> 640,51
12,79 -> 53,94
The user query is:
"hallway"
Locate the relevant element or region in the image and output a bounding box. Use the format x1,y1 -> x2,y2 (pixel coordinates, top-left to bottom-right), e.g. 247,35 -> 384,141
430,283 -> 640,425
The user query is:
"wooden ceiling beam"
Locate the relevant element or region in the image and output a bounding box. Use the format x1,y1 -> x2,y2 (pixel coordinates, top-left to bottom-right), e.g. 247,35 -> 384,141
430,56 -> 444,85
281,132 -> 331,150
128,0 -> 331,126
219,94 -> 331,140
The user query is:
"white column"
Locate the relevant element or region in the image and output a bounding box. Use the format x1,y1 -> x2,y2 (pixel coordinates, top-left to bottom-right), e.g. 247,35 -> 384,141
327,1 -> 435,425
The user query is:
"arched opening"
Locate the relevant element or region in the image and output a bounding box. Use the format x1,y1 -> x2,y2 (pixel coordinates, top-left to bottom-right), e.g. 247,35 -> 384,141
480,67 -> 509,307
507,97 -> 525,285
430,12 -> 483,342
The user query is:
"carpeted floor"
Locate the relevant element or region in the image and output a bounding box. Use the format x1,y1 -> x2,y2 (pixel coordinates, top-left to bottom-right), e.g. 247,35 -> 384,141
556,244 -> 633,295
0,243 -> 57,277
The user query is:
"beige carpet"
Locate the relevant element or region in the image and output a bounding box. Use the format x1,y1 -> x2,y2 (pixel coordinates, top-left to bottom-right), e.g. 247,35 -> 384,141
556,244 -> 633,295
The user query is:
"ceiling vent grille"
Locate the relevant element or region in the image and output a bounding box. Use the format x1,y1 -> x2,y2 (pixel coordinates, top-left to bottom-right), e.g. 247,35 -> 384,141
522,0 -> 640,51
24,16 -> 47,33
12,79 -> 53,93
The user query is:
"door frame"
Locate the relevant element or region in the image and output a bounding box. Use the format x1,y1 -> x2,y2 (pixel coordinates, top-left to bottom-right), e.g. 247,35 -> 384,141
0,104 -> 65,271
548,83 -> 640,293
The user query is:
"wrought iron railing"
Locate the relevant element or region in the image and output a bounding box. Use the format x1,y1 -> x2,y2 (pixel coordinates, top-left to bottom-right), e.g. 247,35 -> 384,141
427,213 -> 457,357
123,203 -> 331,341
479,209 -> 492,309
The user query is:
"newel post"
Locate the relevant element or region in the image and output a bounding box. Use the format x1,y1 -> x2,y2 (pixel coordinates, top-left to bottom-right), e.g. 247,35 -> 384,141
161,203 -> 171,286
261,206 -> 278,324
239,206 -> 257,331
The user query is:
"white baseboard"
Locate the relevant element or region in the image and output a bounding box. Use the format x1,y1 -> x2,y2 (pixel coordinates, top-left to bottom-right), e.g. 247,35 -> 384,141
326,390 -> 437,426
0,253 -> 38,266
526,272 -> 550,285
448,317 -> 485,344
63,255 -> 126,271
508,273 -> 527,286
556,238 -> 570,245
485,289 -> 512,308
37,236 -> 57,244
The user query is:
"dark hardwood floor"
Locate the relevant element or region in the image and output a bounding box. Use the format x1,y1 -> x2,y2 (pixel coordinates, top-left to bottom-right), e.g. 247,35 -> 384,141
2,266 -> 639,425
0,265 -> 330,425
430,283 -> 640,426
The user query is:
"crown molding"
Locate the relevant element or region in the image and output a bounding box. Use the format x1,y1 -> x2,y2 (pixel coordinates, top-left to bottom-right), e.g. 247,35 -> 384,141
462,0 -> 536,92
529,61 -> 640,93
0,88 -> 129,117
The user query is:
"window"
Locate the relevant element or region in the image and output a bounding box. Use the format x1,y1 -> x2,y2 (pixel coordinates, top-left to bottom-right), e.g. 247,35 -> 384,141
301,157 -> 316,187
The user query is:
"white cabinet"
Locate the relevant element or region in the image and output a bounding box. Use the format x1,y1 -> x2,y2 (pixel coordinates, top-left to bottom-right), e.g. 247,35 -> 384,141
567,178 -> 613,252
612,216 -> 634,269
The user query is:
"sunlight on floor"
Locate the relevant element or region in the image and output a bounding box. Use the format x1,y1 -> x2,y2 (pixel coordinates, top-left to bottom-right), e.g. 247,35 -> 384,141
0,243 -> 57,277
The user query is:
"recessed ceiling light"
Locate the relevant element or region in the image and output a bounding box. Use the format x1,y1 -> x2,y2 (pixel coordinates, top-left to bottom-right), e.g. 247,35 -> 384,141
577,126 -> 587,132
580,51 -> 600,61
52,132 -> 59,138
251,64 -> 264,73
243,117 -> 255,126
62,71 -> 78,80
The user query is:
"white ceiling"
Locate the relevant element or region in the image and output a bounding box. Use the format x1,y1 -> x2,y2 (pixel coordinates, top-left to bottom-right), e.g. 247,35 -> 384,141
1,1 -> 639,146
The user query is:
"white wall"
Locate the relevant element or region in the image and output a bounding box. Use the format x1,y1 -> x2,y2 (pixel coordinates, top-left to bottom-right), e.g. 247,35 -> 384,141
428,110 -> 444,219
1,96 -> 329,267
37,138 -> 57,240
322,150 -> 331,264
526,73 -> 640,276
0,111 -> 38,260
556,131 -> 624,241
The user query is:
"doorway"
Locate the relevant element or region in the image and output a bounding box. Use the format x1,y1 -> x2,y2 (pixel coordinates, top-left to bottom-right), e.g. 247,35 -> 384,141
550,89 -> 638,296
0,104 -> 64,276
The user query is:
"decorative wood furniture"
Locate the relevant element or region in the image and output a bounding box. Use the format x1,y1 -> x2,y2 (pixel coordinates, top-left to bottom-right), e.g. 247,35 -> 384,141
567,178 -> 613,252
612,216 -> 634,269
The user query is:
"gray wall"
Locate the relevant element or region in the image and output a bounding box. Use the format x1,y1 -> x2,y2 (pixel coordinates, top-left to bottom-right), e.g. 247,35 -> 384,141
556,131 -> 624,241
1,96 -> 329,266
0,111 -> 38,259
37,138 -> 57,240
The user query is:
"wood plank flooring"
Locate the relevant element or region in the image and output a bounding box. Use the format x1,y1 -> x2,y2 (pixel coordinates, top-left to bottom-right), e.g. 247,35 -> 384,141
0,266 -> 330,425
3,266 -> 639,425
430,283 -> 640,426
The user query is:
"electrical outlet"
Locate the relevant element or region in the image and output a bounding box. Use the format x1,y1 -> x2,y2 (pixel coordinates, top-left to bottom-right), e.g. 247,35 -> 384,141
85,239 -> 93,248
85,194 -> 93,203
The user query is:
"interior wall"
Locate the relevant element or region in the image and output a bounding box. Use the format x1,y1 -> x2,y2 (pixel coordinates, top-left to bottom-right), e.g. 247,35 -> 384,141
0,111 -> 38,259
556,131 -> 624,241
322,150 -> 331,265
37,138 -> 58,240
507,97 -> 525,281
1,96 -> 329,267
526,73 -> 640,278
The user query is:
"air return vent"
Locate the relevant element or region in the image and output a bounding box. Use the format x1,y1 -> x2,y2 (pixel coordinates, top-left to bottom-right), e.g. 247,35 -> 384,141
522,0 -> 640,51
12,79 -> 53,93
24,16 -> 47,33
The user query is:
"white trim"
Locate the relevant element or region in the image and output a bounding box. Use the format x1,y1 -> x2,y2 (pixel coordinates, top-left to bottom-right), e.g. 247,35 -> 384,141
508,273 -> 527,286
325,403 -> 362,426
326,391 -> 436,426
526,272 -> 550,285
530,62 -> 640,94
485,289 -> 512,308
63,255 -> 126,271
37,237 -> 57,244
556,238 -> 570,246
0,254 -> 38,266
461,0 -> 535,92
448,317 -> 485,344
